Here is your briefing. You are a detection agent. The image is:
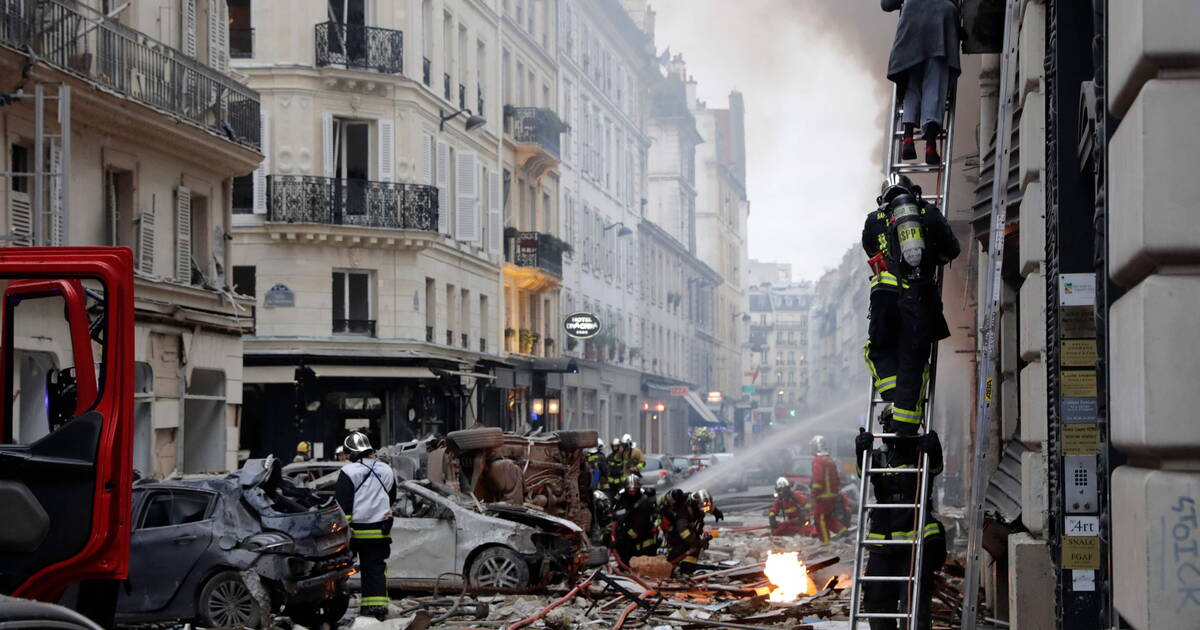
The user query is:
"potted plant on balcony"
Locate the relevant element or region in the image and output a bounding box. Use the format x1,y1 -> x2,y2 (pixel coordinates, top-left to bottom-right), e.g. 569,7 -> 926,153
566,336 -> 578,351
518,328 -> 533,354
530,331 -> 541,354
544,234 -> 574,256
545,337 -> 555,354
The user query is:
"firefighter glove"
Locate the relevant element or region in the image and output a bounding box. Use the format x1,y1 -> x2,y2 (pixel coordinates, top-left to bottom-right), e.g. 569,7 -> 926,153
917,430 -> 942,455
855,429 -> 874,456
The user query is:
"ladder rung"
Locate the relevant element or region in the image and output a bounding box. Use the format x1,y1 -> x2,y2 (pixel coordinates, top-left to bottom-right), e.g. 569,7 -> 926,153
872,433 -> 922,440
866,503 -> 921,509
862,539 -> 919,546
891,164 -> 946,173
865,467 -> 921,474
856,575 -> 914,582
857,613 -> 913,619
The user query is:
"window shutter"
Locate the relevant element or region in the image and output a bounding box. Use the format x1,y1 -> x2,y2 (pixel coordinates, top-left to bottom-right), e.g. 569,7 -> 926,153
322,113 -> 335,177
455,151 -> 478,243
488,170 -> 501,255
207,0 -> 222,70
436,140 -> 450,234
378,119 -> 395,182
139,206 -> 155,275
253,108 -> 270,214
8,192 -> 31,247
182,0 -> 197,58
421,133 -> 434,185
175,186 -> 192,283
49,142 -> 64,246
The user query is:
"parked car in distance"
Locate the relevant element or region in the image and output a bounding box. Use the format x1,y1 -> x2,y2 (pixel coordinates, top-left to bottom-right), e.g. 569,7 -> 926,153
382,480 -> 599,590
115,458 -> 353,629
641,453 -> 679,491
670,455 -> 692,479
709,453 -> 749,492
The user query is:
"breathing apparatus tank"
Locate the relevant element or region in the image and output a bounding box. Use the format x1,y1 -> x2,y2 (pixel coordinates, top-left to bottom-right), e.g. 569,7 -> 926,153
889,193 -> 925,270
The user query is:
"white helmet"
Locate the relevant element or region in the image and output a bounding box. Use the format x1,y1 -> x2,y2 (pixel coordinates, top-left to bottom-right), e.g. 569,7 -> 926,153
775,476 -> 791,491
810,435 -> 828,456
621,433 -> 633,446
596,438 -> 605,450
343,431 -> 373,455
611,437 -> 621,447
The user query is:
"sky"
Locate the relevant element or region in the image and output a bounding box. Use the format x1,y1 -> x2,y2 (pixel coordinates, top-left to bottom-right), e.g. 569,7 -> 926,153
650,1 -> 897,282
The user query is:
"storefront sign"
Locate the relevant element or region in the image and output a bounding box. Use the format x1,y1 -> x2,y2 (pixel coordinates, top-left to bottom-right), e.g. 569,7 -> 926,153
563,312 -> 602,339
1062,423 -> 1100,456
1059,273 -> 1096,306
670,386 -> 689,397
264,283 -> 295,307
1062,536 -> 1101,570
1062,397 -> 1098,423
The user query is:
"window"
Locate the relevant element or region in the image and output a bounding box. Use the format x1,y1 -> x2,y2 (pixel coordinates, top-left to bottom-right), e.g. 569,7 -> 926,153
425,277 -> 436,342
10,144 -> 28,193
189,193 -> 212,285
228,0 -> 251,58
233,265 -> 256,297
333,270 -> 374,335
104,169 -> 136,249
332,118 -> 371,183
139,490 -> 213,529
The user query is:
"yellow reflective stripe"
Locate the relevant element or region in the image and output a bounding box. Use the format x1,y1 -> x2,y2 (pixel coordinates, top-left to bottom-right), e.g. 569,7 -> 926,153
362,596 -> 391,605
346,515 -> 353,522
863,342 -> 880,382
811,482 -> 822,490
892,407 -> 922,424
352,529 -> 389,540
638,539 -> 657,549
627,529 -> 638,537
680,529 -> 692,539
876,376 -> 897,392
867,532 -> 886,540
783,507 -> 798,514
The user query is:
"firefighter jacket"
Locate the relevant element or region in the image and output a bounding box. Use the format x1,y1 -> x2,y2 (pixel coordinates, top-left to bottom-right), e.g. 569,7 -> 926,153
614,490 -> 658,552
862,206 -> 901,295
858,437 -> 944,546
335,458 -> 397,540
810,455 -> 842,500
587,450 -> 610,490
660,493 -> 708,561
768,490 -> 811,522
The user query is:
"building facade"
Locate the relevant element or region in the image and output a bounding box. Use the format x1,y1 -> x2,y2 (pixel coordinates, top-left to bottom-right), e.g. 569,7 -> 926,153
230,0 -> 511,460
746,280 -> 812,439
0,0 -> 260,477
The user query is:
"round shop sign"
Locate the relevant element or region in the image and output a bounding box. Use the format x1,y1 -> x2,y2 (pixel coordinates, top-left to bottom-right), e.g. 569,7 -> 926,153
563,312 -> 602,339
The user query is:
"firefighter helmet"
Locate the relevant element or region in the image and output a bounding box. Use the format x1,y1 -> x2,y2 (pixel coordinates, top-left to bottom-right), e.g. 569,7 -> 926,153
810,435 -> 829,456
621,433 -> 633,446
611,437 -> 621,447
691,489 -> 715,514
626,475 -> 642,492
295,441 -> 310,454
775,477 -> 791,491
343,431 -> 373,455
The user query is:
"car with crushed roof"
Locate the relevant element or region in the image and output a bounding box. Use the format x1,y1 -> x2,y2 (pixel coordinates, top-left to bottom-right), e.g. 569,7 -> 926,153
379,479 -> 601,590
113,458 -> 353,629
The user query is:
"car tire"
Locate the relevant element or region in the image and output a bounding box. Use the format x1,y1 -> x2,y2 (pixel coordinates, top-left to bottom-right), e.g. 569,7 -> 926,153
468,546 -> 531,589
448,427 -> 504,452
553,429 -> 599,450
198,570 -> 262,629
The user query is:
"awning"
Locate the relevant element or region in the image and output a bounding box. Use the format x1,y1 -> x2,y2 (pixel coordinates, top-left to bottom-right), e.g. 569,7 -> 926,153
312,365 -> 435,379
683,390 -> 725,427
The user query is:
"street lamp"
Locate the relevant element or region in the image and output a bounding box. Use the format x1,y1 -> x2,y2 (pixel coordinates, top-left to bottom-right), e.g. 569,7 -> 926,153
440,108 -> 487,132
603,222 -> 633,237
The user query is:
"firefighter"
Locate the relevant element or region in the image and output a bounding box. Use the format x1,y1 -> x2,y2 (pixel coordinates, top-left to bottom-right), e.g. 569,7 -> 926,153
335,432 -> 397,621
855,407 -> 946,630
660,489 -> 722,571
612,476 -> 658,564
809,435 -> 847,545
862,178 -> 961,435
588,438 -> 611,494
607,437 -> 629,494
767,477 -> 813,536
293,440 -> 312,462
592,489 -> 614,545
626,435 -> 646,469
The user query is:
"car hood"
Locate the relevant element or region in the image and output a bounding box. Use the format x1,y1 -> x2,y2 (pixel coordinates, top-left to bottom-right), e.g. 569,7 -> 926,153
482,503 -> 584,535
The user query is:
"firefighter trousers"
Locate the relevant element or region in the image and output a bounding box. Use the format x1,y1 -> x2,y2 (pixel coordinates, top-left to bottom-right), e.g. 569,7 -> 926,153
353,538 -> 391,611
863,535 -> 946,630
813,496 -> 847,545
863,290 -> 932,434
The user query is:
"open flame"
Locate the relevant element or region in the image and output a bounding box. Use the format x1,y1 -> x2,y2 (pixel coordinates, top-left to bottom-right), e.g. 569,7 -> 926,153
763,551 -> 817,602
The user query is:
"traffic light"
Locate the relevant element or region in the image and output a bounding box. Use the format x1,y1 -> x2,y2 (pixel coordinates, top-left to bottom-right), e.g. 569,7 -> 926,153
789,408 -> 797,418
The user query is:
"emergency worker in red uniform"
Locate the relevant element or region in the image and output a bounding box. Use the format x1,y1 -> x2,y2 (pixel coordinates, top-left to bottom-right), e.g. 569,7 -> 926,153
809,435 -> 847,545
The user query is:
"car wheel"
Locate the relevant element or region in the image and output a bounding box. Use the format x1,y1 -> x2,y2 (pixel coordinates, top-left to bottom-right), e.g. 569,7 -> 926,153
199,571 -> 262,629
447,427 -> 504,452
553,429 -> 599,450
468,547 -> 530,589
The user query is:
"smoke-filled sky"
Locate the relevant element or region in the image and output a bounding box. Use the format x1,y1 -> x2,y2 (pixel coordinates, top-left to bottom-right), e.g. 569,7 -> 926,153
652,1 -> 898,282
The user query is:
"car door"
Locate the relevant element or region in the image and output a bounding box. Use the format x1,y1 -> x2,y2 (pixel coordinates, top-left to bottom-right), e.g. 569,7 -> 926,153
0,249 -> 135,605
119,488 -> 217,613
386,487 -> 456,580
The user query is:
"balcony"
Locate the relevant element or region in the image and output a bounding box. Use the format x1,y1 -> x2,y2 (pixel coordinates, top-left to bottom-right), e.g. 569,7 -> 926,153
0,0 -> 260,149
315,22 -> 403,74
503,106 -> 566,179
503,230 -> 564,292
333,319 -> 376,336
266,175 -> 438,230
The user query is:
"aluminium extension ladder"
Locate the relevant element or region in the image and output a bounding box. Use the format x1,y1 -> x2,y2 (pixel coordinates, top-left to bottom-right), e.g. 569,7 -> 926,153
846,74 -> 959,628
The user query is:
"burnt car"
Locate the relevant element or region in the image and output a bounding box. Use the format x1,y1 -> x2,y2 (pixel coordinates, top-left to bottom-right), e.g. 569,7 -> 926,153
115,458 -> 353,629
282,460 -> 347,487
421,428 -> 598,532
381,480 -> 596,590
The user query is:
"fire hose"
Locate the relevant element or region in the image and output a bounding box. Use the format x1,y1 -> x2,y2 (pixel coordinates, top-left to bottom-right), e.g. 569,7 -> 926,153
504,568 -> 602,630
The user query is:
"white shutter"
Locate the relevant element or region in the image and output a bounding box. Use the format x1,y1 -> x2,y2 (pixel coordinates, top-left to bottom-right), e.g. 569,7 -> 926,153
8,193 -> 31,247
488,170 -> 501,255
455,151 -> 478,243
175,186 -> 192,283
322,113 -> 335,177
435,141 -> 450,234
378,119 -> 395,182
206,0 -> 221,69
253,109 -> 270,214
138,206 -> 155,275
49,142 -> 64,246
217,1 -> 228,71
421,133 -> 434,185
182,0 -> 197,58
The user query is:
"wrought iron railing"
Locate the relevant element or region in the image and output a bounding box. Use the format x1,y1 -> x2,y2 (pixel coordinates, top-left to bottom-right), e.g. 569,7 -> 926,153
0,0 -> 261,149
266,175 -> 438,231
503,106 -> 563,158
314,22 -> 402,74
230,28 -> 253,58
505,231 -> 563,277
422,56 -> 431,86
333,319 -> 376,336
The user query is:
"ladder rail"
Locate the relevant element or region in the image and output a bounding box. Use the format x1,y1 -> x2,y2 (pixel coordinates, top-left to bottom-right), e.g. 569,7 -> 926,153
961,0 -> 1022,627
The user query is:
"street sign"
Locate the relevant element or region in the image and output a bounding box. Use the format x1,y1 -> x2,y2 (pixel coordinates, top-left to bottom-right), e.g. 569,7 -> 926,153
670,386 -> 688,397
563,312 -> 601,339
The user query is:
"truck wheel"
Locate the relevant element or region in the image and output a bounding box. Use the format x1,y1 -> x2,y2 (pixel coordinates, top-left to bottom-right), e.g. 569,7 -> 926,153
448,427 -> 504,452
198,571 -> 262,629
468,547 -> 530,589
553,429 -> 599,450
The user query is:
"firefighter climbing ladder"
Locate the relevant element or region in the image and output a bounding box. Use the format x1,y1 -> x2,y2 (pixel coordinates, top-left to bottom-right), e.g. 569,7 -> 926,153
846,64 -> 959,630
961,0 -> 1022,627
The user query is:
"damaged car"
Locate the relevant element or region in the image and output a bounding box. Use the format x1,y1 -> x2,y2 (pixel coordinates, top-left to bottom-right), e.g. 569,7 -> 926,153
115,457 -> 354,629
383,480 -> 598,590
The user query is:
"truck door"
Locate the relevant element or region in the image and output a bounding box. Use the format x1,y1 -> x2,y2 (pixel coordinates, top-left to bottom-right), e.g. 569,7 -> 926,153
0,248 -> 134,609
